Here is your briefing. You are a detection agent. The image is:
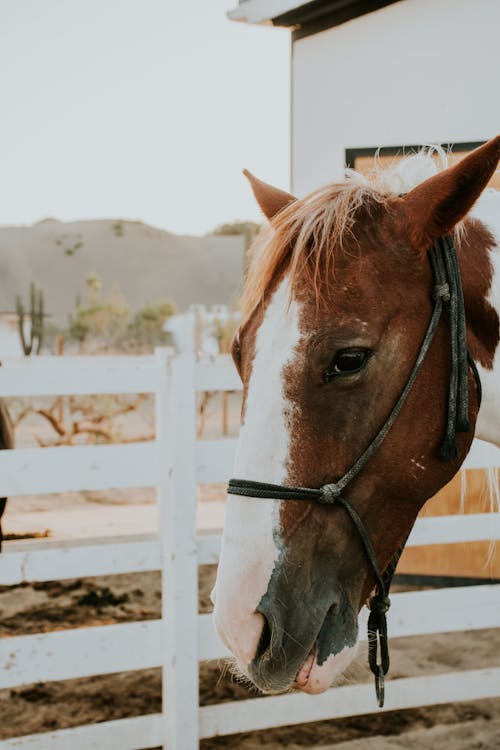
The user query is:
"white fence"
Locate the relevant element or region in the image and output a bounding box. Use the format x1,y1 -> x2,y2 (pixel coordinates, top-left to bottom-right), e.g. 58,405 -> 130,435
0,346 -> 499,748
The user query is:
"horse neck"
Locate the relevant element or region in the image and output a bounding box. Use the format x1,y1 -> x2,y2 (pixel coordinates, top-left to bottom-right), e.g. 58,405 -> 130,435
461,191 -> 500,447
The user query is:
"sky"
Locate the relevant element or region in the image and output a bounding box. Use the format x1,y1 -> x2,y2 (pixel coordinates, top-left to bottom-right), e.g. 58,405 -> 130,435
0,0 -> 290,235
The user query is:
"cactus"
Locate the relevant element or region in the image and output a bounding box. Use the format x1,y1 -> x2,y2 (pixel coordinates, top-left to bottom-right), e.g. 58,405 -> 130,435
16,282 -> 45,356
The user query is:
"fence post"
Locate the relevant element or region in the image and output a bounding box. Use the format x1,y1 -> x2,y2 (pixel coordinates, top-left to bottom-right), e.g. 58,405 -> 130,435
155,337 -> 199,750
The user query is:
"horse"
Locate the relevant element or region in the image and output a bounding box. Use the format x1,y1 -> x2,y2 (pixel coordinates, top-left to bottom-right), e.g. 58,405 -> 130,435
0,400 -> 14,549
212,136 -> 500,699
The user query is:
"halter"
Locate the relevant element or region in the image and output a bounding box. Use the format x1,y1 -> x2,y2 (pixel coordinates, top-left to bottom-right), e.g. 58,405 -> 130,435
227,235 -> 482,707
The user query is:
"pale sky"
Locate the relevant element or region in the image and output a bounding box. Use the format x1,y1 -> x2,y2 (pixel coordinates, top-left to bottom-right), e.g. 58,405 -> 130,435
0,0 -> 290,235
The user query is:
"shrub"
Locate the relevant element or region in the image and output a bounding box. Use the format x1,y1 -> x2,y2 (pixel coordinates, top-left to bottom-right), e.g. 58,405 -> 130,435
127,299 -> 177,346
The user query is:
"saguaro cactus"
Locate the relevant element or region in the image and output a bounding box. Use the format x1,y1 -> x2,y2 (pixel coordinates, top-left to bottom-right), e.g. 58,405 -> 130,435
16,282 -> 45,356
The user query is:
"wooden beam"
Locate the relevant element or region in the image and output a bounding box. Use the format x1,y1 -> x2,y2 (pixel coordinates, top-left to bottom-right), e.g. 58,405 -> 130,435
199,668 -> 500,737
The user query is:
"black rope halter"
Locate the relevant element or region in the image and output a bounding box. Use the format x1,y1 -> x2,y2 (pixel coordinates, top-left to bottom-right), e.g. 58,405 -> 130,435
227,235 -> 482,707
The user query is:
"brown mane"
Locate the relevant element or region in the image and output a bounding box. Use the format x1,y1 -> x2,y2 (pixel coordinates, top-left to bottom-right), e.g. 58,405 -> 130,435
241,180 -> 391,321
241,148 -> 456,322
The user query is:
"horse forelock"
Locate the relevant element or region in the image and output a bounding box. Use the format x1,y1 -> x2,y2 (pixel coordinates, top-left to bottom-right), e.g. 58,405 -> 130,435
242,147 -> 453,323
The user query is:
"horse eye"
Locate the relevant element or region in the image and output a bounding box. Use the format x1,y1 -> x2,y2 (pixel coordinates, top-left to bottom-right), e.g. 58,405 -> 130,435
323,349 -> 370,382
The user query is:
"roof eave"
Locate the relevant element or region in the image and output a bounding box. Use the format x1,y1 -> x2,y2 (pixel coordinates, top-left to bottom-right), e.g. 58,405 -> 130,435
228,1 -> 401,39
227,1 -> 305,25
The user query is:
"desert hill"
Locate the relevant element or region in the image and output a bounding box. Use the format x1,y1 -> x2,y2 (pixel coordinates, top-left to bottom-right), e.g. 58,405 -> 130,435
0,218 -> 245,323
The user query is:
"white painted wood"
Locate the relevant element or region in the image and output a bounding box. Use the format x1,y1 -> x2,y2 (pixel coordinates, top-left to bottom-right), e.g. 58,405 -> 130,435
198,667 -> 500,738
2,435 -> 493,499
3,355 -> 155,366
0,356 -> 160,396
156,342 -> 199,750
219,515 -> 500,563
0,512 -> 498,586
1,668 -> 500,748
198,613 -> 230,661
194,355 -> 241,392
198,512 -> 500,558
196,438 -> 237,483
407,512 -> 500,546
3,584 -> 497,689
0,714 -> 162,750
0,442 -> 158,496
1,351 -> 499,747
0,535 -> 162,586
0,621 -> 162,688
198,584 -> 500,662
463,438 -> 500,469
0,530 -> 222,586
387,584 -> 500,638
0,616 -> 218,689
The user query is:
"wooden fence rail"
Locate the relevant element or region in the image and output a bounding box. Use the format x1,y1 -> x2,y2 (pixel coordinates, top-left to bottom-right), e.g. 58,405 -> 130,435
0,338 -> 498,748
1,584 -> 500,690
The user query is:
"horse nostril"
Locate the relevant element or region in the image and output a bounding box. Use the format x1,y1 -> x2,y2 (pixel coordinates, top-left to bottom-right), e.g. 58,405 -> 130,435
254,614 -> 272,660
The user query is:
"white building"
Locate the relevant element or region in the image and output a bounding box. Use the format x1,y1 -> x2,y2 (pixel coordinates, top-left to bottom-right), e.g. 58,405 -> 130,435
229,0 -> 500,196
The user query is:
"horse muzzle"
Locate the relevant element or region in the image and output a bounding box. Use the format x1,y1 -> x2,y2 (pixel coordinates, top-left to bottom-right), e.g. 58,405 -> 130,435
247,574 -> 359,694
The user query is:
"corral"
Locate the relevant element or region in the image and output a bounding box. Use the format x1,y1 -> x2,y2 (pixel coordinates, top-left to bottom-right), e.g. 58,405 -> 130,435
0,317 -> 499,748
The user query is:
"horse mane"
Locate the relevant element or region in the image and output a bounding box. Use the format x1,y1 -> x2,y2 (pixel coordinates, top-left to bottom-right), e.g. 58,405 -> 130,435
242,146 -> 450,321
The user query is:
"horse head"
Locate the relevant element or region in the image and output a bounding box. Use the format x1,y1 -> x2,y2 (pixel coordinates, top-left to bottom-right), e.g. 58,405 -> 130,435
213,137 -> 500,695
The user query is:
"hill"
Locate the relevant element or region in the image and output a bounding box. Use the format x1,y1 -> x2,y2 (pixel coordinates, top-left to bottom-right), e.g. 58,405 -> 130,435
0,219 -> 245,324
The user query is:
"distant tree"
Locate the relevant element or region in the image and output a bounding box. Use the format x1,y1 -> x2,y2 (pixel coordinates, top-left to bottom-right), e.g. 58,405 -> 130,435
68,274 -> 130,348
127,299 -> 177,347
112,221 -> 124,238
67,274 -> 176,352
211,221 -> 261,251
55,233 -> 84,256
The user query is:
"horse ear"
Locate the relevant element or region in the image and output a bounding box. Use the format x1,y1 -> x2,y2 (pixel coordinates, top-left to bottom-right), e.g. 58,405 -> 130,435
401,136 -> 500,252
243,169 -> 297,222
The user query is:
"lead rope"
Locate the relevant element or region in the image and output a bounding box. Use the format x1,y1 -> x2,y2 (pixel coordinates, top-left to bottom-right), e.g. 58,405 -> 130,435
228,235 -> 481,708
364,237 -> 478,706
434,235 -> 472,458
366,540 -> 405,706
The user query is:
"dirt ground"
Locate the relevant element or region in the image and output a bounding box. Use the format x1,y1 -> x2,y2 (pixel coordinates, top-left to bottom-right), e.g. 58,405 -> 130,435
1,394 -> 499,747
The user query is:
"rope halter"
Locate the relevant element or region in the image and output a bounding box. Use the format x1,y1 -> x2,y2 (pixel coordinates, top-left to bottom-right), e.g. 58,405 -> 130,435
228,235 -> 481,707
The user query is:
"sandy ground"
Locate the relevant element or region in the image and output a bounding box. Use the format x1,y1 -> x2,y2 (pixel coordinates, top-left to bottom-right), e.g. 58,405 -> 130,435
1,396 -> 500,747
312,716 -> 500,750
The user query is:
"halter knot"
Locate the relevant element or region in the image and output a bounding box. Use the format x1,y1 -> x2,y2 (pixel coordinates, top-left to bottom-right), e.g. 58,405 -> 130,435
319,483 -> 341,504
433,282 -> 450,302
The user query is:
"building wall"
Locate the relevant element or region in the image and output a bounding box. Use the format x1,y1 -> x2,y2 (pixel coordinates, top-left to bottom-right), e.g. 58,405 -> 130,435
291,0 -> 500,579
291,0 -> 500,195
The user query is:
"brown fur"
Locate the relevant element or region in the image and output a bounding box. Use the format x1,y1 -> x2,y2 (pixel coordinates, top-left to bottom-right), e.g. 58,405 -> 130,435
460,219 -> 499,369
279,214 -> 492,606
242,137 -> 500,327
401,136 -> 500,251
242,183 -> 392,322
0,400 -> 14,550
233,138 -> 500,688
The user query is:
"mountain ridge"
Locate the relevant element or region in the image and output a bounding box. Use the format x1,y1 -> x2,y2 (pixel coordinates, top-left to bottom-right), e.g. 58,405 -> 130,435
0,218 -> 245,323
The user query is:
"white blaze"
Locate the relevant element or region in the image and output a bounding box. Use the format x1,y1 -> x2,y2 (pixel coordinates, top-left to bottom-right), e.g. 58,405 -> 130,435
213,278 -> 301,668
